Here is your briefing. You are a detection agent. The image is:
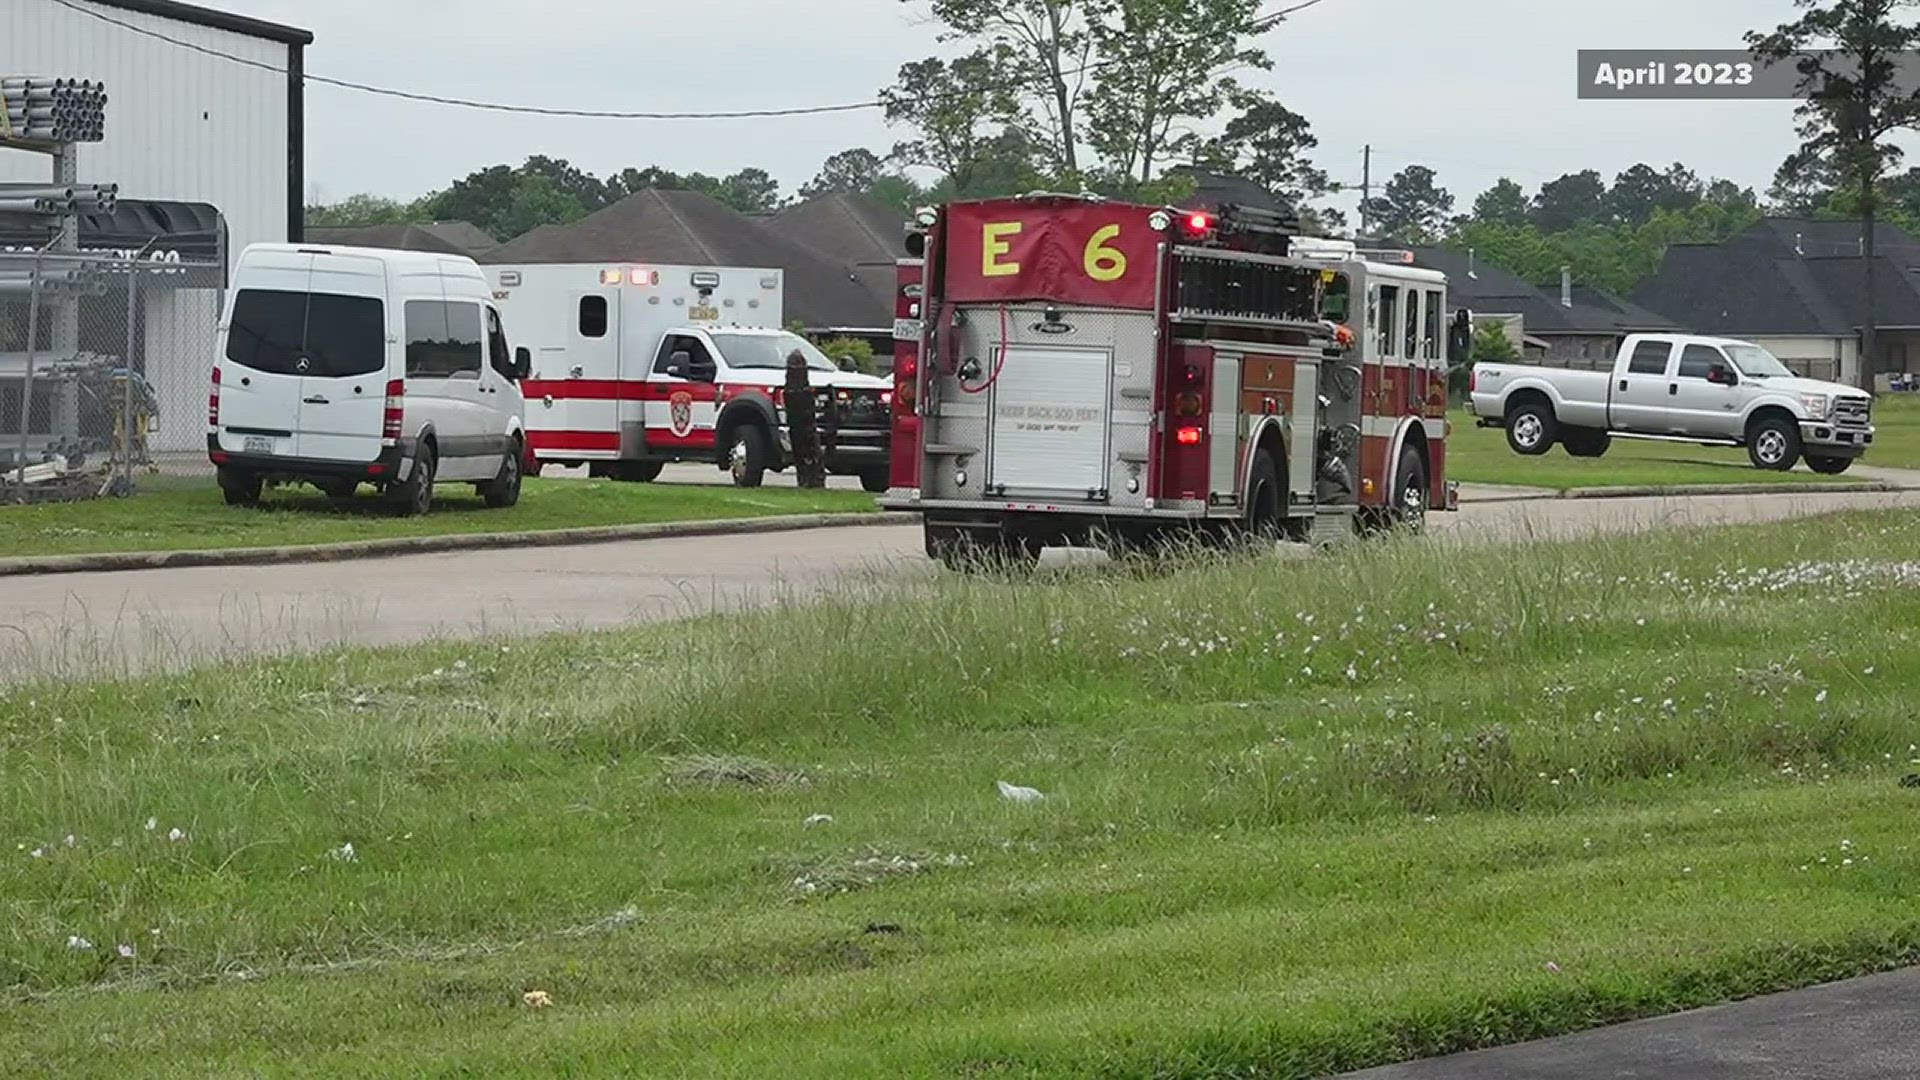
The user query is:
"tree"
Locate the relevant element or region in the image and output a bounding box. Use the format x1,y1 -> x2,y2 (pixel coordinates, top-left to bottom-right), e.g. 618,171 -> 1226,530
1197,94 -> 1340,220
1082,0 -> 1270,183
1751,0 -> 1920,390
1363,165 -> 1454,242
922,0 -> 1090,174
1530,170 -> 1608,232
1470,179 -> 1531,228
517,155 -> 616,212
1606,162 -> 1703,226
881,53 -> 1019,191
304,194 -> 430,227
489,174 -> 589,242
802,148 -> 889,199
716,168 -> 782,213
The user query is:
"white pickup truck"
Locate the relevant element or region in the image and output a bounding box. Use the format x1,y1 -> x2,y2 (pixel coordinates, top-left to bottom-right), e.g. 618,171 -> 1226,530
1469,333 -> 1875,474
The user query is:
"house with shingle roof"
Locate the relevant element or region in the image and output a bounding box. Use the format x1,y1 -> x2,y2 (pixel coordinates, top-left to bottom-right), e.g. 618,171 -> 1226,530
479,190 -> 888,340
1408,247 -> 1680,368
305,221 -> 498,258
1630,217 -> 1920,385
758,194 -> 908,350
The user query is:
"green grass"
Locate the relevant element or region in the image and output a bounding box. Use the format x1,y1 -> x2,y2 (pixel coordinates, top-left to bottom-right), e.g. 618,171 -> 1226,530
0,475 -> 877,559
1449,409 -> 1869,490
7,513 -> 1920,1075
1865,395 -> 1920,470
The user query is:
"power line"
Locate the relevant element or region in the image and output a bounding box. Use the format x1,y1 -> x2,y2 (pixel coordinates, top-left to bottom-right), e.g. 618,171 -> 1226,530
48,0 -> 1335,123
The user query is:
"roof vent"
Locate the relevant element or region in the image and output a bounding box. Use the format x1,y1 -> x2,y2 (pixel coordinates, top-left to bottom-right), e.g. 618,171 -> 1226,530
1560,266 -> 1573,309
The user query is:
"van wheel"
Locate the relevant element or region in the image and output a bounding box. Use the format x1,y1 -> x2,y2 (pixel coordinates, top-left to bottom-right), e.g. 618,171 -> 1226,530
480,442 -> 523,508
1807,455 -> 1854,476
727,424 -> 772,488
859,466 -> 890,494
1747,416 -> 1802,471
218,467 -> 262,508
389,443 -> 436,516
1506,400 -> 1557,455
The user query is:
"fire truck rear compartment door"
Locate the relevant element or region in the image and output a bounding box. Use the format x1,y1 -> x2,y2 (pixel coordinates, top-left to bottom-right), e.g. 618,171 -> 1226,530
988,346 -> 1112,494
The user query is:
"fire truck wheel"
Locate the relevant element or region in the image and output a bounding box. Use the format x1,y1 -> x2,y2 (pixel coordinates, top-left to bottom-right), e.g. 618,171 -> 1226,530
859,466 -> 891,494
1505,399 -> 1558,456
1386,445 -> 1429,534
925,523 -> 1040,571
218,467 -> 262,508
1243,451 -> 1285,541
1562,428 -> 1611,458
727,424 -> 772,488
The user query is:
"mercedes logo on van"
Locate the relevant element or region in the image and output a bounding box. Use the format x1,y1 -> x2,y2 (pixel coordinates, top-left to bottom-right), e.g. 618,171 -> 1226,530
295,356 -> 311,372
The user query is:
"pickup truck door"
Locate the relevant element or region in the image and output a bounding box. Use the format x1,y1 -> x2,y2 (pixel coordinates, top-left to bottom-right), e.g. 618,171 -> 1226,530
1667,343 -> 1742,437
1610,338 -> 1676,432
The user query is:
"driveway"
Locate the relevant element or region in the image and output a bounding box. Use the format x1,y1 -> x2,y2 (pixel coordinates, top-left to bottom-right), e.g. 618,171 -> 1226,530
1340,967 -> 1920,1079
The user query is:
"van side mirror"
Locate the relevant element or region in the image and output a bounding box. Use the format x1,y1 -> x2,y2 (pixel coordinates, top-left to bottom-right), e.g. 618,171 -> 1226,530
512,346 -> 532,381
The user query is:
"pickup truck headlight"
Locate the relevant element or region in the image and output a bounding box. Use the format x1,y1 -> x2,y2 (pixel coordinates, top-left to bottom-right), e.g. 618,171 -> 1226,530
1798,392 -> 1832,420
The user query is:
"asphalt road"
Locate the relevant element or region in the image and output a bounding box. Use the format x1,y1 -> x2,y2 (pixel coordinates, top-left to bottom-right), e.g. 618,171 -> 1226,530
4,488 -> 1918,681
1340,967 -> 1920,1079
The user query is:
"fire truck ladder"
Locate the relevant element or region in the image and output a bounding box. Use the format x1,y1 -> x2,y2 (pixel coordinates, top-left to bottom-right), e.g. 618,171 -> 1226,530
1169,247 -> 1336,341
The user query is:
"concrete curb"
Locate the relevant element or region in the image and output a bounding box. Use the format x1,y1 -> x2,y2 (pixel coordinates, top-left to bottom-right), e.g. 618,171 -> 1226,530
0,512 -> 916,579
1462,481 -> 1912,504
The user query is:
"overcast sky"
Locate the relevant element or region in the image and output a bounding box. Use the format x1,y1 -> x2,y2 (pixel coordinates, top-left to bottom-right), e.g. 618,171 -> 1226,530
206,0 -> 1902,212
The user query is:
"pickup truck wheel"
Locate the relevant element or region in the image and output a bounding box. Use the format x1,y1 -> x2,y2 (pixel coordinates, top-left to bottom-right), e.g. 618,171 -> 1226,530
1562,428 -> 1611,458
1807,455 -> 1854,476
1747,417 -> 1802,472
1506,401 -> 1557,456
727,424 -> 772,488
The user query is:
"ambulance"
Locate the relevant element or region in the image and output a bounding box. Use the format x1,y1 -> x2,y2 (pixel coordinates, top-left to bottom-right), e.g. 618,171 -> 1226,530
488,263 -> 893,489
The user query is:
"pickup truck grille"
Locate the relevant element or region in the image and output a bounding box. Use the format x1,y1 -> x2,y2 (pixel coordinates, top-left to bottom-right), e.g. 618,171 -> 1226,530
1833,397 -> 1872,429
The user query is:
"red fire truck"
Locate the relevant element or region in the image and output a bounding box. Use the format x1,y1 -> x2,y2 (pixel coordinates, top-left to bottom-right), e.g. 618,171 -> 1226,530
881,195 -> 1468,566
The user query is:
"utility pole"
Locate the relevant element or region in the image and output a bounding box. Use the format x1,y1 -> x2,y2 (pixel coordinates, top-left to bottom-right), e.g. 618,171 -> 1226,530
1360,144 -> 1372,238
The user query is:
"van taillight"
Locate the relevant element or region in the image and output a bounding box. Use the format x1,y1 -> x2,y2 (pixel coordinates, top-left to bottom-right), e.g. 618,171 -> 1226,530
383,379 -> 405,441
208,367 -> 221,427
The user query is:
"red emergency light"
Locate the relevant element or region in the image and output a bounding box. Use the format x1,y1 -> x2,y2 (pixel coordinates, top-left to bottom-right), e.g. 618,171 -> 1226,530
1182,212 -> 1215,237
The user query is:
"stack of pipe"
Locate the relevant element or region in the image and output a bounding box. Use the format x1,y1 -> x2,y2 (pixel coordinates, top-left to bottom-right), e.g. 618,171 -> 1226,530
0,183 -> 118,217
0,263 -> 109,295
0,78 -> 107,143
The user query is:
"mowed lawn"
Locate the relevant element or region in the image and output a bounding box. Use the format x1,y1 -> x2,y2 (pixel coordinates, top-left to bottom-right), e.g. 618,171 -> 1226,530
1865,394 -> 1920,469
0,475 -> 877,559
6,513 -> 1920,1076
1446,409 -> 1872,491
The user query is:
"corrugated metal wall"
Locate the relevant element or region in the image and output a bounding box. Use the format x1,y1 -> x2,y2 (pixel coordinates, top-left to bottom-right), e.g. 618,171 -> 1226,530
0,0 -> 290,266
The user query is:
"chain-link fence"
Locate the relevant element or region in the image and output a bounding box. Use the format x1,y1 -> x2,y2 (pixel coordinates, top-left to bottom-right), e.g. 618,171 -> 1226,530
1,244 -> 223,502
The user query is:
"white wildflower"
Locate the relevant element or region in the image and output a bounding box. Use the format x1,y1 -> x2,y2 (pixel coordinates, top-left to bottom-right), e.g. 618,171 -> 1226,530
167,828 -> 186,843
66,935 -> 93,951
116,943 -> 136,960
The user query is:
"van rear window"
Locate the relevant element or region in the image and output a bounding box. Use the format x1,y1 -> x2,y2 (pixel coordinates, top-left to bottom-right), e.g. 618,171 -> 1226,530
225,289 -> 385,378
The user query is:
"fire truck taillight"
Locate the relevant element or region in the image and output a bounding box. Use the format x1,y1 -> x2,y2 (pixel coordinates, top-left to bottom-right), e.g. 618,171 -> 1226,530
1175,426 -> 1204,447
383,379 -> 406,441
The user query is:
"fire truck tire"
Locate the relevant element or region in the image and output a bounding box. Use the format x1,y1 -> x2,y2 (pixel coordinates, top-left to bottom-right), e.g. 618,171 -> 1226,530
218,467 -> 262,508
1505,398 -> 1558,456
859,466 -> 890,494
727,424 -> 773,488
479,441 -> 524,509
1562,428 -> 1611,458
1243,451 -> 1285,541
388,443 -> 436,517
925,523 -> 1040,571
1392,444 -> 1429,534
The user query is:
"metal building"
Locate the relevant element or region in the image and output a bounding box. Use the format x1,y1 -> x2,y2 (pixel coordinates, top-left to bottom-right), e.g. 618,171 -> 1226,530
0,0 -> 309,462
0,0 -> 310,260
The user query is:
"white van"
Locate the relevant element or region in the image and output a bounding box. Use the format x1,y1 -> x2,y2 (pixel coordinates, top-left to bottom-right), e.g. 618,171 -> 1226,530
208,243 -> 531,514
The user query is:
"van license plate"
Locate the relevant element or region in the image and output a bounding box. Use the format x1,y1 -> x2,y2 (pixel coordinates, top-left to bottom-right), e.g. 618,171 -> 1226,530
244,436 -> 274,454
